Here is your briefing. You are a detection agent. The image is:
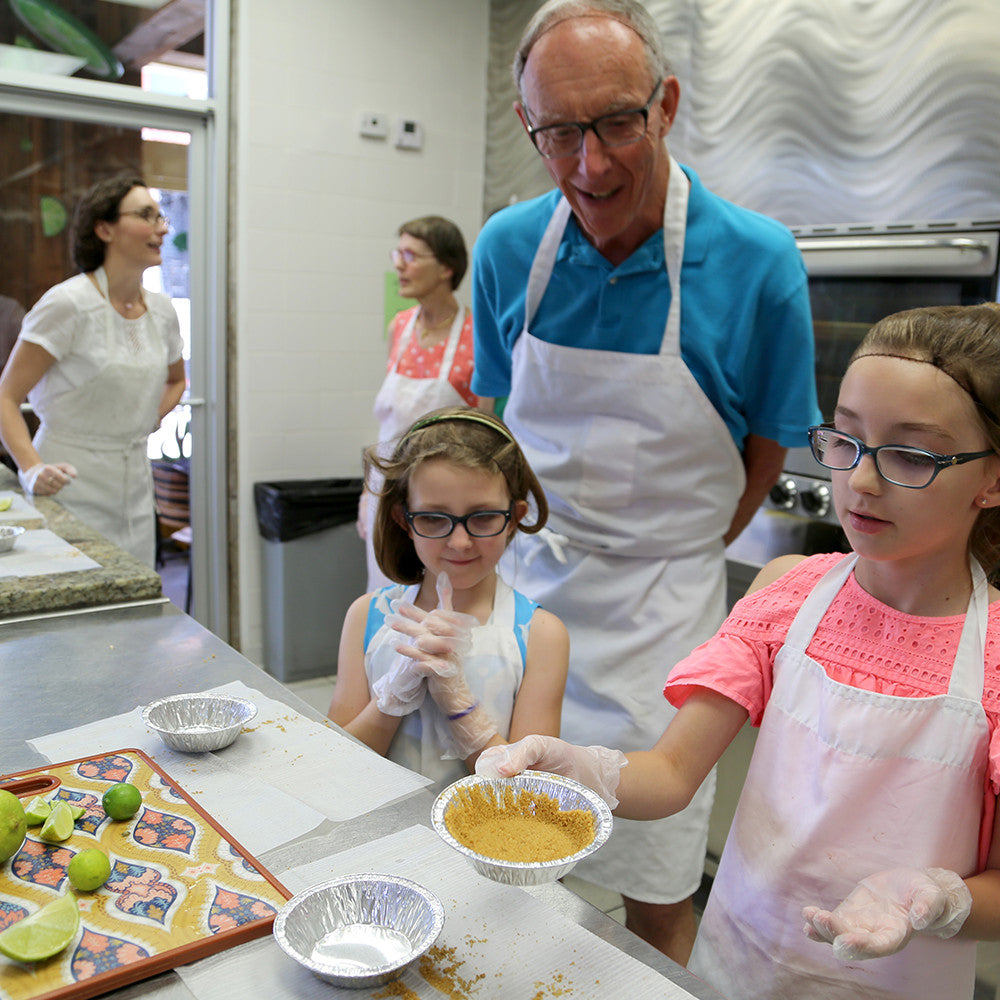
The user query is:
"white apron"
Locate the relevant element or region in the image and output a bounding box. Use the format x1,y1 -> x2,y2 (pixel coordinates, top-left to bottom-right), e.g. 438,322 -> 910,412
364,307 -> 467,590
501,158 -> 746,901
365,576 -> 524,790
690,554 -> 988,1000
33,267 -> 166,566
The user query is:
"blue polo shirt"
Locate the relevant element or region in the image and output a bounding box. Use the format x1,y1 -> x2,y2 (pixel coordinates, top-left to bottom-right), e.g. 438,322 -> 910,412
471,165 -> 820,449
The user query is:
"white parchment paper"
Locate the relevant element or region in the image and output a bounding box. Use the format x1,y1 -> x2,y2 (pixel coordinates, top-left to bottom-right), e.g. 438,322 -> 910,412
177,824 -> 701,1000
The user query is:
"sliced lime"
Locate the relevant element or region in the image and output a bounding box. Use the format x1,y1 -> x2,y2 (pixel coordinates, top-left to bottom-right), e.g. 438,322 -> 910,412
0,893 -> 80,962
0,497 -> 13,512
23,796 -> 51,826
66,804 -> 86,821
38,800 -> 74,843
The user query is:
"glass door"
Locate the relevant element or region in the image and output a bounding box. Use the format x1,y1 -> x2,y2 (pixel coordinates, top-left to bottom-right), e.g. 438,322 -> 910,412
0,72 -> 229,635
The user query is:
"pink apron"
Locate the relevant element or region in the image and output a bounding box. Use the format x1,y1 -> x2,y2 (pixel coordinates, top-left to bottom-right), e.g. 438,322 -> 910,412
690,554 -> 988,999
365,307 -> 467,590
501,158 -> 747,901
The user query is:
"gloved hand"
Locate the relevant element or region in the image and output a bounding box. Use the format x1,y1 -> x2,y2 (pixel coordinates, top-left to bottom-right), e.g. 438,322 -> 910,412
386,574 -> 497,759
19,462 -> 77,496
802,867 -> 972,961
476,735 -> 629,809
370,656 -> 426,716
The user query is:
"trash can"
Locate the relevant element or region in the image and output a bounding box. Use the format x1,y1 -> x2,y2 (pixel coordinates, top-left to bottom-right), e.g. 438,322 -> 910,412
254,478 -> 365,683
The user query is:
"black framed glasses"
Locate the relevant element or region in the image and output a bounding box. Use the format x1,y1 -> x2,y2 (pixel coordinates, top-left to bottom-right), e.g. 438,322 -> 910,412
525,82 -> 662,159
120,209 -> 170,227
808,424 -> 995,489
403,507 -> 512,538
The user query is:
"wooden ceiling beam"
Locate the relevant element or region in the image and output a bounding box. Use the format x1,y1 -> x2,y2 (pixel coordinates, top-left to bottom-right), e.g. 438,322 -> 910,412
112,0 -> 205,70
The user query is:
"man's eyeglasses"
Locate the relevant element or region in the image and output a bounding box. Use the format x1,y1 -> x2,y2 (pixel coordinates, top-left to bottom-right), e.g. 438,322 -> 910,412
525,82 -> 662,159
808,425 -> 995,489
120,209 -> 170,228
391,248 -> 435,266
403,507 -> 512,538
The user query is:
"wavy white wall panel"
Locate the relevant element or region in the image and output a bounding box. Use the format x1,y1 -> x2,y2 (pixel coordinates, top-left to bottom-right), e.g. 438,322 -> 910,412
485,0 -> 1000,225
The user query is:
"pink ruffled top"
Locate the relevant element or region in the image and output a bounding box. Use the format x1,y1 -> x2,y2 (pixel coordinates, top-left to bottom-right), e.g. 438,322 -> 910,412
666,552 -> 1000,794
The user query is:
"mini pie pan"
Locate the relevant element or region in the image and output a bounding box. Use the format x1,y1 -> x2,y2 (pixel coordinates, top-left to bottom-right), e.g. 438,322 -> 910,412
0,524 -> 25,552
431,771 -> 613,886
273,873 -> 445,989
139,693 -> 258,753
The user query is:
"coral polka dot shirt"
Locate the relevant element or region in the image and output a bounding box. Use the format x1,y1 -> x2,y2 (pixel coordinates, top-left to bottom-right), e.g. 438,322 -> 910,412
387,306 -> 478,407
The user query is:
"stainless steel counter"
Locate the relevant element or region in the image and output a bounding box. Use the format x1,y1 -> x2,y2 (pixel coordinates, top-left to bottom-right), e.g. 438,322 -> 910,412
0,601 -> 724,999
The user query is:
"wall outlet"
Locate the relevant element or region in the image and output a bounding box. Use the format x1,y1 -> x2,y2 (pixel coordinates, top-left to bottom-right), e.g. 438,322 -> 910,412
359,113 -> 388,139
394,118 -> 423,150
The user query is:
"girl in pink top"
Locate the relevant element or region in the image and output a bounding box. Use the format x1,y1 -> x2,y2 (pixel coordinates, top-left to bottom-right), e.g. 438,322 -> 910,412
478,303 -> 1000,1000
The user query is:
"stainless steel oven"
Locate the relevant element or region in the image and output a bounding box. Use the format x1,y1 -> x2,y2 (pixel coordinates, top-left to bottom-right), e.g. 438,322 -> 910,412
725,218 -> 1000,600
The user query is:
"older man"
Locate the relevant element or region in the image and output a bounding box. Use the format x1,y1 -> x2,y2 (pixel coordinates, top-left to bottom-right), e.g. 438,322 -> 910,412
471,0 -> 820,963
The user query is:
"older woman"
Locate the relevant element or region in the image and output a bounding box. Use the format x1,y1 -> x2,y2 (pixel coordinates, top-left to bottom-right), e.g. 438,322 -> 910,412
0,173 -> 185,566
359,215 -> 491,589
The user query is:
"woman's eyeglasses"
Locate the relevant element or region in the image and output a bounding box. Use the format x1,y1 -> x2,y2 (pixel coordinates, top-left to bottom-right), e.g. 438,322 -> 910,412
403,507 -> 512,538
808,424 -> 995,489
390,248 -> 435,266
120,209 -> 170,228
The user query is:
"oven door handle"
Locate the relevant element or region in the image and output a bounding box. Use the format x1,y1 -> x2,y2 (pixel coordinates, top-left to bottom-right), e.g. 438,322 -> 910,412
796,234 -> 998,276
797,236 -> 992,254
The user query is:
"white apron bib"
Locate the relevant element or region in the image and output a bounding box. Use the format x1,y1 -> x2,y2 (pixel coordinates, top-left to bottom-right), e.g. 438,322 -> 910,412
33,267 -> 167,565
365,576 -> 524,790
690,554 -> 988,1000
501,158 -> 746,901
365,307 -> 467,590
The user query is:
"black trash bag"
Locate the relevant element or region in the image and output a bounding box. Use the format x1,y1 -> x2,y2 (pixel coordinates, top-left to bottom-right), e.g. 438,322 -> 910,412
254,478 -> 363,542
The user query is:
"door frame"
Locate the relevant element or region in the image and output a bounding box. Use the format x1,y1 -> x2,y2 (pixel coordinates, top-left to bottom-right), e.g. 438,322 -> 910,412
0,2 -> 231,638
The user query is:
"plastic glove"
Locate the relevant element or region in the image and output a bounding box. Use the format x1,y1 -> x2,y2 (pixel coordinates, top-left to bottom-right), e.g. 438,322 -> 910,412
802,867 -> 972,961
476,735 -> 628,809
370,656 -> 426,716
18,462 -> 77,496
387,573 -> 497,759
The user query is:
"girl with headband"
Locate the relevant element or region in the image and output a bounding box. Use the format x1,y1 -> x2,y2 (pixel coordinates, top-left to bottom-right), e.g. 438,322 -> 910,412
328,405 -> 569,787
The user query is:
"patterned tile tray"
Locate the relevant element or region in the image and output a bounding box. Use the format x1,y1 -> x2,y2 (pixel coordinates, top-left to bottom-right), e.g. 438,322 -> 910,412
0,749 -> 290,1000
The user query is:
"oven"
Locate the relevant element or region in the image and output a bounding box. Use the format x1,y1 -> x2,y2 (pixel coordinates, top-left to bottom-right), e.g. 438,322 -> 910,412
725,218 -> 1000,600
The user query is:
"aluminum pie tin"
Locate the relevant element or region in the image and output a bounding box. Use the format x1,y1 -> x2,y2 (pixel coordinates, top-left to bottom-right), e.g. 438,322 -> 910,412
139,693 -> 258,752
431,771 -> 613,886
0,525 -> 25,552
273,873 -> 445,989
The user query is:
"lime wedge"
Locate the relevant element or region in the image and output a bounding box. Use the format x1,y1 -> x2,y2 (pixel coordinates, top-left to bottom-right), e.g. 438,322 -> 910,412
0,893 -> 80,962
23,796 -> 51,826
0,497 -> 13,511
66,804 -> 86,821
38,800 -> 74,843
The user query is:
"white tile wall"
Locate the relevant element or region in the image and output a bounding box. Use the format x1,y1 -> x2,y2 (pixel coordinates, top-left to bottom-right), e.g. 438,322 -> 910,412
233,0 -> 490,666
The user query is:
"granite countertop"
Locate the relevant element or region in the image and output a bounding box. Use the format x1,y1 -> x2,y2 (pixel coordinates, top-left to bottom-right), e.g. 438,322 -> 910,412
0,467 -> 162,618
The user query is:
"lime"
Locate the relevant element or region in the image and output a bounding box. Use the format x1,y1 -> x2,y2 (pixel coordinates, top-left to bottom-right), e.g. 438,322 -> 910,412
102,783 -> 141,821
0,893 -> 80,962
0,497 -> 12,511
67,849 -> 110,892
67,804 -> 86,821
0,790 -> 27,864
23,796 -> 51,826
38,800 -> 74,843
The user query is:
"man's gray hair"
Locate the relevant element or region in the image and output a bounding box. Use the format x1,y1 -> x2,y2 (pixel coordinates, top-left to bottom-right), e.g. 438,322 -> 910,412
513,0 -> 670,96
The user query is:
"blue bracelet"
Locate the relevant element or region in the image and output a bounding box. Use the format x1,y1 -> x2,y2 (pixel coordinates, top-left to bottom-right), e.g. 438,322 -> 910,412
448,703 -> 478,721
